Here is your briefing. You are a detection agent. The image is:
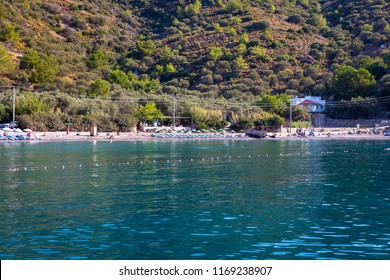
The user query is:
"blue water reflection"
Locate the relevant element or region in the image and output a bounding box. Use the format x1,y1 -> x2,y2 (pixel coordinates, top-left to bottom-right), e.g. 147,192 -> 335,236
0,140 -> 389,259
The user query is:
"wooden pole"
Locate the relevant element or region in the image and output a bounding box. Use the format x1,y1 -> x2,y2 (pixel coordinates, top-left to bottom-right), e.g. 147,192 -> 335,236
12,85 -> 16,122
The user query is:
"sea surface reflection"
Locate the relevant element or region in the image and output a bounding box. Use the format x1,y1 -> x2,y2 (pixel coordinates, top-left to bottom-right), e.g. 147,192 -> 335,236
0,140 -> 389,259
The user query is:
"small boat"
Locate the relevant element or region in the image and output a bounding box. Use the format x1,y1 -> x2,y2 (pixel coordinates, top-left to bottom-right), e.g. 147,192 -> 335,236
245,128 -> 267,138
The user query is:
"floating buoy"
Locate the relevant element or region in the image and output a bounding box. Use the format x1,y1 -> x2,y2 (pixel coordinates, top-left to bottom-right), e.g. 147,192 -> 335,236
7,150 -> 352,173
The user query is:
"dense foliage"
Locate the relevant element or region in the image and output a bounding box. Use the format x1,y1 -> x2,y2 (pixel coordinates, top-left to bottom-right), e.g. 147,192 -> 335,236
0,0 -> 389,131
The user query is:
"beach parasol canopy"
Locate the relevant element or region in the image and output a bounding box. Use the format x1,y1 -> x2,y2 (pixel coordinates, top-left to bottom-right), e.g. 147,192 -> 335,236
13,128 -> 23,133
23,128 -> 32,132
3,127 -> 12,132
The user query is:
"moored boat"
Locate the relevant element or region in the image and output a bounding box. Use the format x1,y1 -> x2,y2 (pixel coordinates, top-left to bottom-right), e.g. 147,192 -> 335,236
245,128 -> 267,138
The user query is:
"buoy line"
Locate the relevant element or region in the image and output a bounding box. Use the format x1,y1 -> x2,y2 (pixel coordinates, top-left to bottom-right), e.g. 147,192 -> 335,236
5,150 -> 353,173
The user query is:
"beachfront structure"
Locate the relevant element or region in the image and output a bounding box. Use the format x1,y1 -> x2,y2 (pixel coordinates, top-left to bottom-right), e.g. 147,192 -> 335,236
290,96 -> 326,113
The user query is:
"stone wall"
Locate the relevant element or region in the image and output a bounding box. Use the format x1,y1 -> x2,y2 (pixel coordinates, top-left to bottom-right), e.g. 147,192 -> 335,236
311,113 -> 326,127
311,114 -> 390,128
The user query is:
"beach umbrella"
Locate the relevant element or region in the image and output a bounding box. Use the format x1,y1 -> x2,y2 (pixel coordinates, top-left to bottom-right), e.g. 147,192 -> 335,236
11,128 -> 23,138
13,128 -> 23,135
23,128 -> 32,132
3,127 -> 12,133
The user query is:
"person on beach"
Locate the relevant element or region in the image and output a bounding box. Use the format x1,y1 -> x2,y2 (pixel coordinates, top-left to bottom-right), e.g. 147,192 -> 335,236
109,134 -> 114,143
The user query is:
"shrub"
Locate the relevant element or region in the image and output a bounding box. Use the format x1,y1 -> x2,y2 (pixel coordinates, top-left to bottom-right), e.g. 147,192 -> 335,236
69,16 -> 88,30
230,117 -> 253,131
115,113 -> 137,132
86,49 -> 109,70
185,106 -> 227,129
18,111 -> 64,131
254,113 -> 285,129
246,20 -> 270,32
292,121 -> 311,128
87,16 -> 106,26
308,14 -> 327,29
287,14 -> 303,24
88,78 -> 111,97
250,46 -> 272,62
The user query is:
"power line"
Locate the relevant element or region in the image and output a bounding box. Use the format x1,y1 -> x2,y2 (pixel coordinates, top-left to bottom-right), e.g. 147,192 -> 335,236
2,85 -> 390,110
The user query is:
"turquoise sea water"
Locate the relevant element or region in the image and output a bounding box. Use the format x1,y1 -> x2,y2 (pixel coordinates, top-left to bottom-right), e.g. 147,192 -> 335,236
0,139 -> 389,260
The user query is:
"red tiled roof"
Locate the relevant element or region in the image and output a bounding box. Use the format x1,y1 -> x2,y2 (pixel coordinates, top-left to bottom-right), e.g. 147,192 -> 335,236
299,99 -> 322,105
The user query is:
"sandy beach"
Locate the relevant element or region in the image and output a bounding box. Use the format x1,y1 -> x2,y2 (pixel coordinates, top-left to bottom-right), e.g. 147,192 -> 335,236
9,127 -> 387,142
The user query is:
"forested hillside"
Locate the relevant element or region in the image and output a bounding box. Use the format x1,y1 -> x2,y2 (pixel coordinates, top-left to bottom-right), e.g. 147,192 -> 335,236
0,0 -> 389,131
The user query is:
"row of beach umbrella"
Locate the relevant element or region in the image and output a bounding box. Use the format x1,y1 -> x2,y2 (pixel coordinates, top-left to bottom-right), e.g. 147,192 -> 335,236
1,128 -> 36,140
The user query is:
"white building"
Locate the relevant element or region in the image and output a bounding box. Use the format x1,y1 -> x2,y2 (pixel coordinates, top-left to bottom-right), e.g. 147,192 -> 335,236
290,96 -> 326,113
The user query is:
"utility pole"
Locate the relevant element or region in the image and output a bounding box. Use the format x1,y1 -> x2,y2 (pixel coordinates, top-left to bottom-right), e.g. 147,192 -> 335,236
173,95 -> 176,131
12,84 -> 16,122
289,103 -> 292,133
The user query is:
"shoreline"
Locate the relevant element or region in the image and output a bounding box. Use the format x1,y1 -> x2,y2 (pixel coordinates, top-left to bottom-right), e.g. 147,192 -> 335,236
1,129 -> 388,143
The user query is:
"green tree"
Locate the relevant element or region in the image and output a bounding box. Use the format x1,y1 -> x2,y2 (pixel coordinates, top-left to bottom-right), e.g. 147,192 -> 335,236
378,74 -> 390,97
256,94 -> 280,112
208,46 -> 224,61
136,103 -> 163,123
229,16 -> 242,26
0,1 -> 6,19
237,43 -> 247,55
184,0 -> 202,16
331,64 -> 376,100
137,75 -> 160,92
88,78 -> 111,97
228,27 -> 237,36
160,46 -> 176,62
0,103 -> 8,122
240,33 -> 250,44
0,22 -> 19,43
213,23 -> 223,33
136,37 -> 156,57
154,64 -> 164,76
166,63 -> 176,74
109,69 -> 132,89
233,56 -> 248,76
20,50 -> 59,84
86,49 -> 109,70
358,57 -> 388,80
361,24 -> 373,32
251,46 -> 272,62
0,43 -> 14,75
297,0 -> 309,7
19,50 -> 40,71
32,53 -> 59,84
308,14 -> 327,29
15,93 -> 52,115
226,0 -> 246,11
